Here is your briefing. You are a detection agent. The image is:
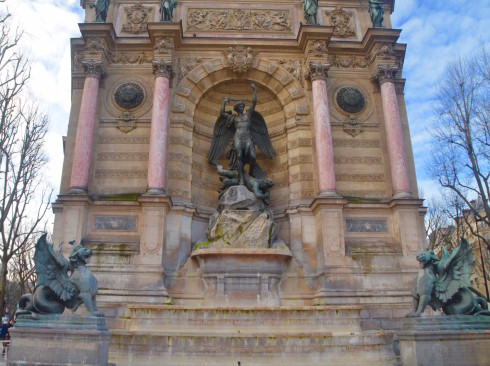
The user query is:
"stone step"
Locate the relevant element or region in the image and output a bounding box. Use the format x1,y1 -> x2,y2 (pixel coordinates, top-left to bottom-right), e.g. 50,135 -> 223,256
121,305 -> 364,333
110,330 -> 396,364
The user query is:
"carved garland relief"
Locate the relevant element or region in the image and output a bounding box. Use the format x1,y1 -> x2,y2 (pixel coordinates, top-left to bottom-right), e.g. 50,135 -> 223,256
186,8 -> 292,32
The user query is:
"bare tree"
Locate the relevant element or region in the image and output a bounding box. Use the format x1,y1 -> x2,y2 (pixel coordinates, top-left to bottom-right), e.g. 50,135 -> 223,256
0,1 -> 52,313
428,46 -> 490,251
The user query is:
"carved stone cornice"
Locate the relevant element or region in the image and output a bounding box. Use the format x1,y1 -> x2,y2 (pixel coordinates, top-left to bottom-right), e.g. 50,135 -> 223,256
308,62 -> 331,82
81,60 -> 107,79
152,59 -> 173,78
371,64 -> 398,85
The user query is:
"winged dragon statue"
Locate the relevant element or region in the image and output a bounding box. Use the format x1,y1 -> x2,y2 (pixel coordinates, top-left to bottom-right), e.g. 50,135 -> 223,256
407,237 -> 490,317
208,83 -> 275,204
17,234 -> 102,317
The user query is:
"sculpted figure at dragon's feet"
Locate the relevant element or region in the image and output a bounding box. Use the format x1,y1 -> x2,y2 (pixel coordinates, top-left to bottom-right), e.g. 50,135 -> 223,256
17,234 -> 103,318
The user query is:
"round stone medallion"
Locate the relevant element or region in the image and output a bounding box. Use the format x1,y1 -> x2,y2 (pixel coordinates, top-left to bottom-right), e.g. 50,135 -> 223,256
114,82 -> 144,110
336,87 -> 365,114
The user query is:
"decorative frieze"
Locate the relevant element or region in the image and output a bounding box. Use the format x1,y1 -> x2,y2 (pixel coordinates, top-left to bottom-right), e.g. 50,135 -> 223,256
94,215 -> 137,231
328,54 -> 368,69
186,8 -> 292,32
99,136 -> 150,144
333,139 -> 380,148
98,152 -> 148,161
337,173 -> 384,182
270,59 -> 304,86
122,3 -> 152,34
346,218 -> 388,233
95,169 -> 148,178
334,156 -> 382,164
326,7 -> 355,38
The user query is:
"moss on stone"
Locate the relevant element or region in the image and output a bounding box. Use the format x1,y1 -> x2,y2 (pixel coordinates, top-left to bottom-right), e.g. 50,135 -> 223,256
95,193 -> 140,201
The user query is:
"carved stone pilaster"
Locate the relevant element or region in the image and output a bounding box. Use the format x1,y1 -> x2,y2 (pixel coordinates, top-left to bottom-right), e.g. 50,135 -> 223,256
308,62 -> 331,82
152,59 -> 173,78
371,64 -> 398,85
81,60 -> 107,79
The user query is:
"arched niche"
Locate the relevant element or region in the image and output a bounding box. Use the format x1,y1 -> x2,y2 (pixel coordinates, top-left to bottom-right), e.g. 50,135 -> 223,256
168,58 -> 313,213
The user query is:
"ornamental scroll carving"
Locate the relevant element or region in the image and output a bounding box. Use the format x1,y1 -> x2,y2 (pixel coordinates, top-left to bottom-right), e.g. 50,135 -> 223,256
186,9 -> 292,32
327,7 -> 355,38
122,3 -> 153,34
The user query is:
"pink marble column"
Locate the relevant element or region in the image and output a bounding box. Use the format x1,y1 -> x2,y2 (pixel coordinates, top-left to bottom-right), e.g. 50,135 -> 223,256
147,60 -> 173,194
69,60 -> 106,194
377,66 -> 411,198
310,62 -> 337,197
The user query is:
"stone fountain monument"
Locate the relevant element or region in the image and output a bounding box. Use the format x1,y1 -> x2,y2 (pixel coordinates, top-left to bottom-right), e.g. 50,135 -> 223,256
191,83 -> 292,306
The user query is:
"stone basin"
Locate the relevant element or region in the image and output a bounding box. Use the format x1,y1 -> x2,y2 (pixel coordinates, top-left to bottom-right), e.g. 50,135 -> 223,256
191,248 -> 292,307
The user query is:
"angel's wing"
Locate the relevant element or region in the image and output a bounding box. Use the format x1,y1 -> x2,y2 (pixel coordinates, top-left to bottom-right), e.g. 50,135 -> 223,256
434,238 -> 475,303
250,111 -> 275,160
33,234 -> 77,302
208,112 -> 235,164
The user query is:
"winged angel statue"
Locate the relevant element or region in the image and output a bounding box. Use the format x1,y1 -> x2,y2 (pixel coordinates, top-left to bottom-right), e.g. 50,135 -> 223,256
208,83 -> 275,204
407,237 -> 490,317
17,234 -> 101,317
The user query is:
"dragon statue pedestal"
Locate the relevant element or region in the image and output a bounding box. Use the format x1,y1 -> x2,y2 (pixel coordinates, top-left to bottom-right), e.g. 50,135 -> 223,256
8,314 -> 112,366
398,316 -> 490,366
193,186 -> 291,306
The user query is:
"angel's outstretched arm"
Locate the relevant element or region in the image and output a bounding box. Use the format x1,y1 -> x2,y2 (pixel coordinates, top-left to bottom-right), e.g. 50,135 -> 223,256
221,97 -> 230,115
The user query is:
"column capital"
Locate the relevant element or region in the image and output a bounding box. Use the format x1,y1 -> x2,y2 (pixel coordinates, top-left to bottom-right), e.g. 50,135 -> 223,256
152,59 -> 173,78
308,62 -> 331,82
371,64 -> 398,85
81,59 -> 107,79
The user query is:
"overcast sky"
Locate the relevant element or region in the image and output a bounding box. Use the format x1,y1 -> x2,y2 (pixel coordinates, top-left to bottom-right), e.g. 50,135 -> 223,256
7,0 -> 490,208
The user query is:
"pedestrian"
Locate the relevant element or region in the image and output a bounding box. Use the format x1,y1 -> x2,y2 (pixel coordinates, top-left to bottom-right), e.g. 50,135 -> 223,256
0,318 -> 13,355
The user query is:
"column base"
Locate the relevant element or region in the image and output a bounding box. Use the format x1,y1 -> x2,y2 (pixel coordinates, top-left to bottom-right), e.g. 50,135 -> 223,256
318,189 -> 340,198
393,191 -> 412,199
146,188 -> 167,195
68,187 -> 88,195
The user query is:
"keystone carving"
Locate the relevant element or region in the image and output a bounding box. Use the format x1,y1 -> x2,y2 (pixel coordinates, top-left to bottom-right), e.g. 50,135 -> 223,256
224,46 -> 255,73
327,7 -> 355,38
187,9 -> 292,32
122,3 -> 153,34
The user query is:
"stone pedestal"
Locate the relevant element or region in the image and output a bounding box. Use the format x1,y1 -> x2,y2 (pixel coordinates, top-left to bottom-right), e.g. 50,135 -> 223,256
398,316 -> 490,366
192,248 -> 292,306
8,314 -> 112,366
